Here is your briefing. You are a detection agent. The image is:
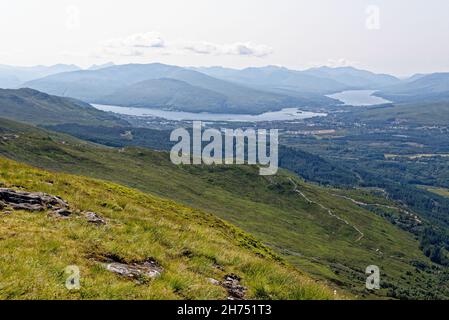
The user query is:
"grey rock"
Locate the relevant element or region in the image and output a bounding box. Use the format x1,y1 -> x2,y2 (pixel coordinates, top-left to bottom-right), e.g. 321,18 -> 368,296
207,274 -> 247,300
0,188 -> 69,211
11,203 -> 45,211
105,259 -> 163,284
52,208 -> 72,217
82,211 -> 106,225
222,274 -> 247,300
207,278 -> 221,286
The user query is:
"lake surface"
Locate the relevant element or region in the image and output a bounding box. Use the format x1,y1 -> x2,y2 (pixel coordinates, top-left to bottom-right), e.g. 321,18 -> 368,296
92,104 -> 327,122
327,90 -> 392,106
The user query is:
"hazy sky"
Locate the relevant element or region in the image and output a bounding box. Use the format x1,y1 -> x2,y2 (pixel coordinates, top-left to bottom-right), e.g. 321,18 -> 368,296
1,0 -> 448,76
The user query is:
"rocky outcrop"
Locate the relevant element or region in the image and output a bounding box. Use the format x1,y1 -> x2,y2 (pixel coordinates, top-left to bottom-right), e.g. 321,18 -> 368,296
0,188 -> 106,225
208,274 -> 247,300
1,134 -> 19,141
0,188 -> 68,212
105,259 -> 163,284
81,211 -> 107,225
222,274 -> 247,300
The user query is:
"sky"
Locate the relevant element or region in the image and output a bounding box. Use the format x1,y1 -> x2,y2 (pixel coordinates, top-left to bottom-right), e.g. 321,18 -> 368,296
0,0 -> 448,77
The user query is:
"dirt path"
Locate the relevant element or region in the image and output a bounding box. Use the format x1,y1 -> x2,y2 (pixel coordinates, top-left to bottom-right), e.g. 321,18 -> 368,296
330,193 -> 422,224
288,178 -> 364,242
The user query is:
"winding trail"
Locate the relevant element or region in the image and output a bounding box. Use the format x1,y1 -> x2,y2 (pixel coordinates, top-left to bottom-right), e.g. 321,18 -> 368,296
330,194 -> 422,224
288,178 -> 365,242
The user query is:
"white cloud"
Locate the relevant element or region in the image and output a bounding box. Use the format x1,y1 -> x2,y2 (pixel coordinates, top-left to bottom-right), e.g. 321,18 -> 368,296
94,32 -> 272,59
104,32 -> 165,49
325,58 -> 359,68
183,41 -> 273,57
183,42 -> 217,55
99,32 -> 165,57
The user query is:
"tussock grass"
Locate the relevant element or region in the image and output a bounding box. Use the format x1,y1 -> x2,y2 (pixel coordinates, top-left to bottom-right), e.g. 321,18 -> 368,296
0,117 -> 441,298
0,157 -> 334,300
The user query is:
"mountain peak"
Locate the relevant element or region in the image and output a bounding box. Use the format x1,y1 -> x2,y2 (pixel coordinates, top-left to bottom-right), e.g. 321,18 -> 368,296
88,62 -> 115,70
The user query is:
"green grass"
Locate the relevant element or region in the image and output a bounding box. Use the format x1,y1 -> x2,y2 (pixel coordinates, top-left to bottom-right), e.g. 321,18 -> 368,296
0,117 -> 447,299
352,101 -> 449,126
0,157 -> 334,300
421,186 -> 449,198
0,88 -> 126,126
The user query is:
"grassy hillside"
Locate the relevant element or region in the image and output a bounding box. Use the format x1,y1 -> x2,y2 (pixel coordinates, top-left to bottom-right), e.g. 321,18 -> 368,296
421,186 -> 449,198
44,123 -> 360,186
1,118 -> 447,299
0,156 -> 335,299
101,78 -> 228,113
345,101 -> 449,126
0,88 -> 126,126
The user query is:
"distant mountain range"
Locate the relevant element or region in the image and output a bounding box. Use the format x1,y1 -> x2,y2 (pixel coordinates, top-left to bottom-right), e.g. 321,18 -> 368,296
191,65 -> 349,94
0,62 -> 447,113
302,66 -> 401,88
376,73 -> 449,103
88,62 -> 115,70
24,63 -> 332,114
0,64 -> 81,89
193,65 -> 401,93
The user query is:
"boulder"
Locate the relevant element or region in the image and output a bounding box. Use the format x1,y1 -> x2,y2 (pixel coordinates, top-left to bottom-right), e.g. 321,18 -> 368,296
105,259 -> 163,284
81,211 -> 106,225
207,273 -> 247,300
0,188 -> 69,211
222,274 -> 247,300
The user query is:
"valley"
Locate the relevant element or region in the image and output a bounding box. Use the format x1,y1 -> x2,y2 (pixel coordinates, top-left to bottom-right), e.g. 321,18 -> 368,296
1,62 -> 449,300
1,116 -> 449,299
3,0 -> 449,308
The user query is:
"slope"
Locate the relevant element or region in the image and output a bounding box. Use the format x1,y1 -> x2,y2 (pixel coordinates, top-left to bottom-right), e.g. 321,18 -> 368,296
100,78 -> 227,113
0,88 -> 126,126
345,101 -> 449,126
0,117 -> 446,299
377,73 -> 449,103
0,156 -> 333,299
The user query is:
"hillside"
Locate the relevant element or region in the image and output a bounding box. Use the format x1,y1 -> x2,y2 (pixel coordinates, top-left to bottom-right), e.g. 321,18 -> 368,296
100,78 -> 227,113
0,88 -> 126,126
0,156 -> 334,299
25,63 -> 310,114
1,118 -> 447,299
377,73 -> 449,103
346,101 -> 449,126
43,123 -> 360,186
